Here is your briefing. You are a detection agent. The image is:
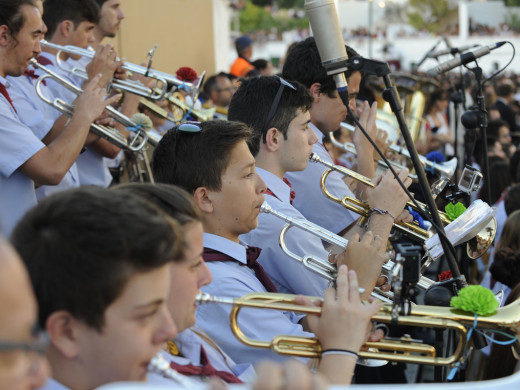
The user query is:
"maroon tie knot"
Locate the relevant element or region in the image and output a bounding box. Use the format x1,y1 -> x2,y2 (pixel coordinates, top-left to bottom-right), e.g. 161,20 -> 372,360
203,247 -> 278,293
24,69 -> 46,85
169,346 -> 243,383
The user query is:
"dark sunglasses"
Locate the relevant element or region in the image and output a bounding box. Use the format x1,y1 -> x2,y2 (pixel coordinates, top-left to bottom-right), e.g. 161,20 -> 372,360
262,77 -> 297,143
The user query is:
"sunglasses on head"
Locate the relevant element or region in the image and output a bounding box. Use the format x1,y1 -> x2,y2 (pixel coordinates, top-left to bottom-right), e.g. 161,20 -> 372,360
262,77 -> 297,143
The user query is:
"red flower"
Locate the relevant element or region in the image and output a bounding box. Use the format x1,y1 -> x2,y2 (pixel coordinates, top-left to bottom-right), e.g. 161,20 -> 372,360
438,270 -> 452,282
176,67 -> 197,82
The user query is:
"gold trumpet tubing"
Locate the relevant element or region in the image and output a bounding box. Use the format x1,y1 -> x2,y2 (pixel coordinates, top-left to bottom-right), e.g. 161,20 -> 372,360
196,292 -> 468,366
33,60 -> 148,152
317,166 -> 432,242
310,152 -> 451,226
41,40 -> 169,100
165,94 -> 217,122
139,98 -> 176,124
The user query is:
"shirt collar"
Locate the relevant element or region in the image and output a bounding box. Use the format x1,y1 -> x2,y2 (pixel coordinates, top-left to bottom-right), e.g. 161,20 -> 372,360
0,75 -> 9,87
256,167 -> 291,204
174,328 -> 202,365
203,233 -> 247,265
310,122 -> 325,143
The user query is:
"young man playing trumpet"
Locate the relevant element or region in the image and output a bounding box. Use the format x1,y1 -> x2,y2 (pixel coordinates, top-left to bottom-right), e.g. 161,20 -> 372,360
0,0 -> 119,236
152,120 -> 382,384
228,76 -> 390,298
40,0 -> 131,188
10,187 -> 181,390
282,38 -> 413,243
115,183 -> 383,387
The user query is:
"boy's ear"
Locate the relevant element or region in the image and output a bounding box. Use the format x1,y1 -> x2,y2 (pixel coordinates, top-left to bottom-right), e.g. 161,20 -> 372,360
309,83 -> 322,102
45,311 -> 81,359
193,187 -> 214,215
0,25 -> 11,47
59,20 -> 73,38
264,127 -> 281,152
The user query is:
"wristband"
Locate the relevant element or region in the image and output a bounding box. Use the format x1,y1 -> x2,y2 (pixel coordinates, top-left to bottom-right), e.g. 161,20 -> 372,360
321,349 -> 359,360
368,208 -> 395,221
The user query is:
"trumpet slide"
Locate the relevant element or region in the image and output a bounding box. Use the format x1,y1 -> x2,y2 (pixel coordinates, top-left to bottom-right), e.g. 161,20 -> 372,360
261,201 -> 434,293
309,153 -> 436,241
336,122 -> 458,179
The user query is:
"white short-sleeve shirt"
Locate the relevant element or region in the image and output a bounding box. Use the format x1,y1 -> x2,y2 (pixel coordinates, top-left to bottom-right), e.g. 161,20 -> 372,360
0,76 -> 45,237
196,233 -> 312,365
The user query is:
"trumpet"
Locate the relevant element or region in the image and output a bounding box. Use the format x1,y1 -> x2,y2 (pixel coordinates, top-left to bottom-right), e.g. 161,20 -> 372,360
31,59 -> 149,152
198,291 -> 520,366
309,153 -> 436,242
336,122 -> 458,180
261,202 -> 435,303
40,40 -> 169,101
163,92 -> 217,122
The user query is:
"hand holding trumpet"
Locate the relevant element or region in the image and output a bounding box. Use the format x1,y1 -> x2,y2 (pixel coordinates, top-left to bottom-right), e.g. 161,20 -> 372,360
295,266 -> 382,384
72,73 -> 122,125
329,231 -> 387,299
85,44 -> 123,89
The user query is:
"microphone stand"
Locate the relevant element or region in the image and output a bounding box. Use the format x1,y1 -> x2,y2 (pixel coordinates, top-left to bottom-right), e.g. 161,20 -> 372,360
346,56 -> 466,289
414,39 -> 443,72
470,66 -> 491,204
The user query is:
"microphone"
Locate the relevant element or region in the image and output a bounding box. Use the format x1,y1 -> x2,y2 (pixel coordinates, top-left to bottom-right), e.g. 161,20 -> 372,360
427,44 -> 477,59
305,0 -> 349,92
426,42 -> 506,76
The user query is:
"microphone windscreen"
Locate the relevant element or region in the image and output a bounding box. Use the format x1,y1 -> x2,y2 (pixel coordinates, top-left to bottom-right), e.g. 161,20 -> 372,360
305,0 -> 348,74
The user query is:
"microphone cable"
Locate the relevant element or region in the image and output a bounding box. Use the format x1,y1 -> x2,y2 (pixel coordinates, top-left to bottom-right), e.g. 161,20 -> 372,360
344,100 -> 458,261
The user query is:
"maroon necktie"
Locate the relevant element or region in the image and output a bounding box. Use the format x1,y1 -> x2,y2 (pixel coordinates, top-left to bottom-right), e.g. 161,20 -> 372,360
36,55 -> 53,66
282,177 -> 296,204
169,345 -> 243,383
24,69 -> 46,85
203,247 -> 278,293
264,177 -> 295,205
0,82 -> 17,113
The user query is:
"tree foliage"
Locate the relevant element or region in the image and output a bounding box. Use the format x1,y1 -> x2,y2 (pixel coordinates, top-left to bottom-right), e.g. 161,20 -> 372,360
504,0 -> 520,6
407,0 -> 458,34
239,1 -> 308,34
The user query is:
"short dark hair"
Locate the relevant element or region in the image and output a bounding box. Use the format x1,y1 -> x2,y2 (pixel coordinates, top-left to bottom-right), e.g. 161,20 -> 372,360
112,183 -> 201,226
10,187 -> 183,331
43,0 -> 100,39
487,119 -> 509,139
202,72 -> 229,99
228,76 -> 313,156
495,83 -> 514,98
152,120 -> 251,193
505,183 -> 520,216
0,0 -> 37,40
252,59 -> 268,71
282,37 -> 360,97
93,0 -> 108,6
